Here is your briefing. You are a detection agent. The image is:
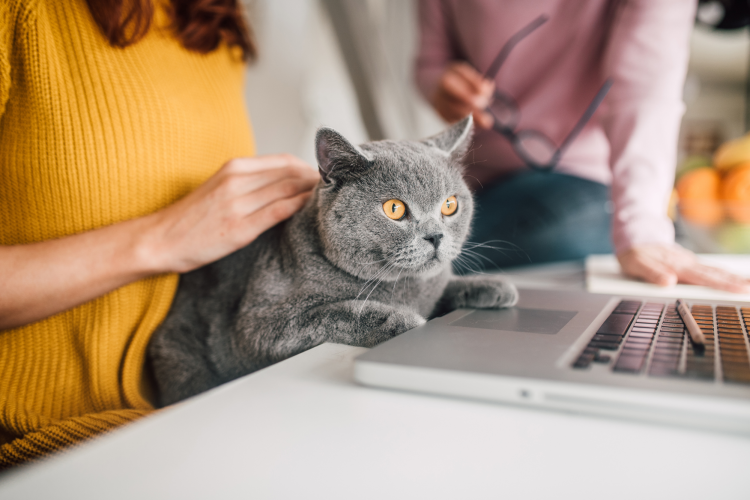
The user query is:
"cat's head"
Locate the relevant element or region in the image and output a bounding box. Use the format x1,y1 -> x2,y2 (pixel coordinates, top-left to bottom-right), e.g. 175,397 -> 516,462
314,116 -> 474,280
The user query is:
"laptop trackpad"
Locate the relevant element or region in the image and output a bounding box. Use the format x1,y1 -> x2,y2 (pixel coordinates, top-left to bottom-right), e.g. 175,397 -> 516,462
450,308 -> 577,335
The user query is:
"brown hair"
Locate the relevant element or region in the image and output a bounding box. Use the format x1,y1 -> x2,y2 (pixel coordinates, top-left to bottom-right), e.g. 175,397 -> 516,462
85,0 -> 257,61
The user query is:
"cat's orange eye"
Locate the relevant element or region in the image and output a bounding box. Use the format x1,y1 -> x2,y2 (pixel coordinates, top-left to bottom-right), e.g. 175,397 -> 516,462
383,199 -> 406,220
441,195 -> 458,216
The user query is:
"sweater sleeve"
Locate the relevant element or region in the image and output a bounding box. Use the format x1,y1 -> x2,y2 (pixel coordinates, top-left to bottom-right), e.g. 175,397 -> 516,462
0,2 -> 12,118
601,0 -> 695,253
415,0 -> 460,101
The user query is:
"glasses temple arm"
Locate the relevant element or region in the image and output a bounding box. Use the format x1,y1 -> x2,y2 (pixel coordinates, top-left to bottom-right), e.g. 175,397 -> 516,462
483,14 -> 550,80
555,79 -> 613,158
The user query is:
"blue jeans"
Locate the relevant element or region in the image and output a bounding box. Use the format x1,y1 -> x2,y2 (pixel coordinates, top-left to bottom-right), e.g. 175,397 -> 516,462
463,171 -> 612,270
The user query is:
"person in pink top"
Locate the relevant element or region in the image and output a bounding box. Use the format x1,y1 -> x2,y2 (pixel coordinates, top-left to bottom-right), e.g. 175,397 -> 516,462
417,0 -> 750,292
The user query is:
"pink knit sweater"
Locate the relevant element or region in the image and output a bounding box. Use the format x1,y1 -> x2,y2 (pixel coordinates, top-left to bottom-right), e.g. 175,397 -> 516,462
416,0 -> 695,253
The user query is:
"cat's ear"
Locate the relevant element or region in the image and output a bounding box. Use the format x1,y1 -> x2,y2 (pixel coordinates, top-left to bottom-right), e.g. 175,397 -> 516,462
315,128 -> 371,184
422,115 -> 474,160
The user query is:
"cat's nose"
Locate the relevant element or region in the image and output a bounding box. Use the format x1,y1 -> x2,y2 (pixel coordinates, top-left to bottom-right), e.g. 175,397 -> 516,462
424,233 -> 444,249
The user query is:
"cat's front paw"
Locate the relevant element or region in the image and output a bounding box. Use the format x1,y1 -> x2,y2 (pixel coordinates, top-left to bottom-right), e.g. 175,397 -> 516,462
457,278 -> 519,309
363,309 -> 426,346
383,309 -> 426,336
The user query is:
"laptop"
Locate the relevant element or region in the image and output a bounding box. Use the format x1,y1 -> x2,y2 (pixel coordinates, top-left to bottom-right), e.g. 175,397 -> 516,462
353,288 -> 750,433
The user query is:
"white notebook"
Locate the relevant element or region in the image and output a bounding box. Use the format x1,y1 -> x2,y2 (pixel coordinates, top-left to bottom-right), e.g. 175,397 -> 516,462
585,254 -> 750,302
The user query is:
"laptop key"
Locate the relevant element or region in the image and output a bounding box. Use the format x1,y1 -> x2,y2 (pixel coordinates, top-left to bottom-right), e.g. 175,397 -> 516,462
613,358 -> 645,373
588,341 -> 619,350
592,334 -> 622,343
625,337 -> 652,344
628,332 -> 654,339
659,327 -> 684,333
573,354 -> 594,369
597,312 -> 635,336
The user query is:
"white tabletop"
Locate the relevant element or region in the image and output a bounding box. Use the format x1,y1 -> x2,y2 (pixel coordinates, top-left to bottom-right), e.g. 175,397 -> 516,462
1,342 -> 749,499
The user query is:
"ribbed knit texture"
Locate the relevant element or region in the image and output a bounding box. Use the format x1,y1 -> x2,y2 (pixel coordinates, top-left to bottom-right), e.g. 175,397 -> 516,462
0,0 -> 255,468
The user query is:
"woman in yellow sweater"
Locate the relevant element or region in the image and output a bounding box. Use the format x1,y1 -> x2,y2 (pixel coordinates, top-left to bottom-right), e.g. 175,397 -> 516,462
0,0 -> 318,467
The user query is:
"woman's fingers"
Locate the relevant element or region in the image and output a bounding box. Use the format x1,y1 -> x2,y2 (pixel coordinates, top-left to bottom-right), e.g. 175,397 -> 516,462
441,64 -> 493,109
433,62 -> 495,123
433,92 -> 474,122
240,191 -> 312,243
619,250 -> 678,287
217,164 -> 319,200
450,63 -> 495,105
677,264 -> 750,294
235,177 -> 317,220
222,154 -> 314,174
472,110 -> 495,130
618,244 -> 750,294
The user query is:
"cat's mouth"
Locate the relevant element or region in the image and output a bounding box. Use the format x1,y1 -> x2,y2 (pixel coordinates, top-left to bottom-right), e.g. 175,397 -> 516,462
384,243 -> 459,277
394,249 -> 445,275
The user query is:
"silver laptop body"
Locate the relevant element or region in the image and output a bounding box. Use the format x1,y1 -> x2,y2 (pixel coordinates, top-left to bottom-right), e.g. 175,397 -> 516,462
353,289 -> 750,433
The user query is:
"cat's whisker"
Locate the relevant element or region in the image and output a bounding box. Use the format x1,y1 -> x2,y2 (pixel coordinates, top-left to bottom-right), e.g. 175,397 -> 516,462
456,254 -> 483,273
463,247 -> 526,267
452,256 -> 471,276
454,240 -> 532,272
358,261 -> 398,317
457,244 -> 501,275
463,239 -> 530,260
351,255 -> 390,280
461,248 -> 499,269
453,243 -> 484,266
453,253 -> 485,275
357,259 -> 388,270
355,261 -> 395,302
356,257 -> 401,298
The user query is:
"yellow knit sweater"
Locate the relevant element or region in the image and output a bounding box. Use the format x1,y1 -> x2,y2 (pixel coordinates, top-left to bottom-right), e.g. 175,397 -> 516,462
0,0 -> 255,467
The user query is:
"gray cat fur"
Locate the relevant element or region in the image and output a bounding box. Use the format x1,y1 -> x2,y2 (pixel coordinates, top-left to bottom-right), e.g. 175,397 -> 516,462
147,116 -> 518,407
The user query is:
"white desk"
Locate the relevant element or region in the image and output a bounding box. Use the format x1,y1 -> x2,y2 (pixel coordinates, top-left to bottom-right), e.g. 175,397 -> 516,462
1,261 -> 749,499
1,341 -> 749,499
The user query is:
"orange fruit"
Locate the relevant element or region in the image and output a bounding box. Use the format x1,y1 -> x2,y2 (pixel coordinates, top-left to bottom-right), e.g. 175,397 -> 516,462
714,134 -> 750,172
676,167 -> 723,226
720,163 -> 750,223
675,155 -> 712,182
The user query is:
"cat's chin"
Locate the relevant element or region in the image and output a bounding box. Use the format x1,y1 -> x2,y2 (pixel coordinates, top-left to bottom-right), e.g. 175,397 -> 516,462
399,255 -> 452,279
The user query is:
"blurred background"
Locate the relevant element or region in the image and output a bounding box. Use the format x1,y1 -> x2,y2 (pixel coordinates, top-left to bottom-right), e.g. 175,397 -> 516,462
242,0 -> 444,167
241,0 -> 750,254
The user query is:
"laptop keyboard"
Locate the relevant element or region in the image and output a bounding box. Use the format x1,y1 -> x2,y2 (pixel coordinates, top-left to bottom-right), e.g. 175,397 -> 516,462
572,300 -> 750,384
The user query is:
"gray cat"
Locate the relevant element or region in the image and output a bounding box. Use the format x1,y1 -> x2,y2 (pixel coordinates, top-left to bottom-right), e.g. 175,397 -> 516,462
147,116 -> 518,407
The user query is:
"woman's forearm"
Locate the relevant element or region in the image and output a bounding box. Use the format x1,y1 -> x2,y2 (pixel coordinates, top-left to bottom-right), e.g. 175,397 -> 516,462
0,216 -> 160,330
0,154 -> 319,331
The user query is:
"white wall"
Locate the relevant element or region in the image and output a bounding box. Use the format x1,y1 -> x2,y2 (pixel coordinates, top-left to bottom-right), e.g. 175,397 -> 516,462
681,25 -> 750,147
242,0 -> 368,166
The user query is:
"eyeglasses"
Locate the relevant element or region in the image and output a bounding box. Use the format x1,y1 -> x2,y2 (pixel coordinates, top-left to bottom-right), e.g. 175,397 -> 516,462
483,15 -> 612,172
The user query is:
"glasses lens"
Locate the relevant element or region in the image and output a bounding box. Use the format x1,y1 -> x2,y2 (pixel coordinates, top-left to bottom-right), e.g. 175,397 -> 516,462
513,130 -> 557,168
487,92 -> 519,131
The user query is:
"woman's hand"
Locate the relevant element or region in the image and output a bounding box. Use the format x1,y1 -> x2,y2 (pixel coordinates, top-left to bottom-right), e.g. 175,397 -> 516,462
0,154 -> 319,330
431,62 -> 495,129
138,155 -> 319,274
617,244 -> 750,293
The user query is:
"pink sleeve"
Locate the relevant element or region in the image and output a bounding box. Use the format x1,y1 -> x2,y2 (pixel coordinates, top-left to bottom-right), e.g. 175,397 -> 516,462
415,0 -> 459,101
602,0 -> 695,253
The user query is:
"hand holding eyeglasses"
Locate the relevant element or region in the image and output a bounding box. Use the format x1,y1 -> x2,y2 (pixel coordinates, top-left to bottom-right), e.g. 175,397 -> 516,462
430,61 -> 496,130
431,16 -> 610,172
